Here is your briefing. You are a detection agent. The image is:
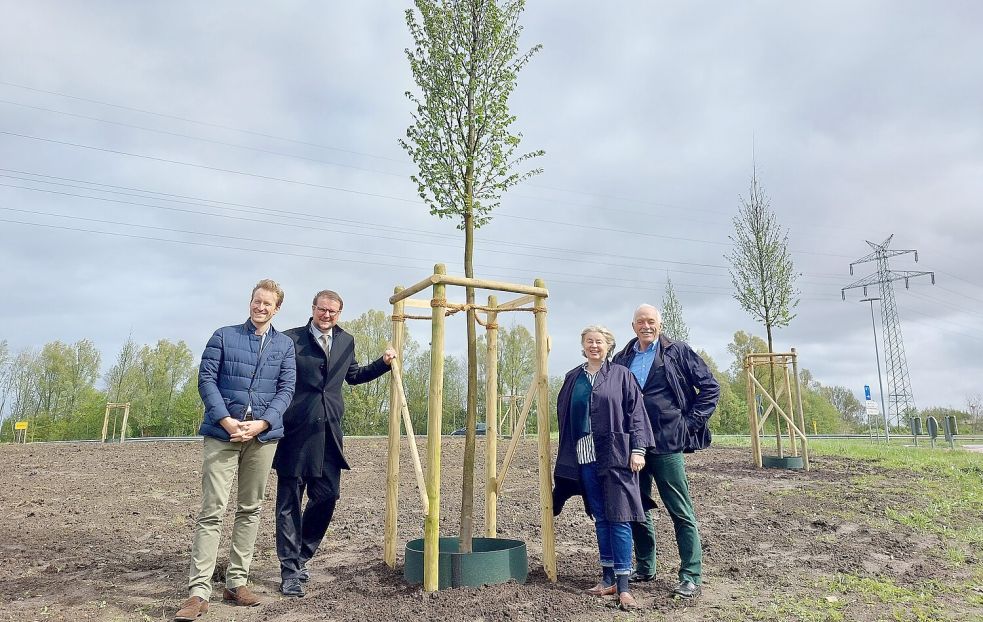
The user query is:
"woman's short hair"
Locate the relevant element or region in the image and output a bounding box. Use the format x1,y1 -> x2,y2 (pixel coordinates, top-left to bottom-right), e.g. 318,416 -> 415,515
580,325 -> 616,359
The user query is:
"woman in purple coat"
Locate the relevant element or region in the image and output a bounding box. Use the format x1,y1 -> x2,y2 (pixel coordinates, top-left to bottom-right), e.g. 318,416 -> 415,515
553,325 -> 655,611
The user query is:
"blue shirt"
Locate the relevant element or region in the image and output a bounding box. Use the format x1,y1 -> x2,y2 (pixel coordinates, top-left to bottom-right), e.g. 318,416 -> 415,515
629,339 -> 660,387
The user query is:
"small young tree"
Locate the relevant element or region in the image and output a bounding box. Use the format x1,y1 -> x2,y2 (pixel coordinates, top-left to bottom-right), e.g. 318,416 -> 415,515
401,0 -> 543,551
661,276 -> 690,343
967,392 -> 982,434
726,167 -> 799,354
726,167 -> 799,454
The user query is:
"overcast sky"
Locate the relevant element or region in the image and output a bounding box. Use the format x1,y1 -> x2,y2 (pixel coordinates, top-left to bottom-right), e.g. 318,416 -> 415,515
2,1 -> 981,417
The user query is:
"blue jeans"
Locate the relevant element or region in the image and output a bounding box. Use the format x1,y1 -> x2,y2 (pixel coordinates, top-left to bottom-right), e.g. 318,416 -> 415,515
580,462 -> 633,575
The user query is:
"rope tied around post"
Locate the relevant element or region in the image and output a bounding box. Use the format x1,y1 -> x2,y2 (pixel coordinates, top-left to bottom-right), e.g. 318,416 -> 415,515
431,298 -> 448,308
390,314 -> 406,323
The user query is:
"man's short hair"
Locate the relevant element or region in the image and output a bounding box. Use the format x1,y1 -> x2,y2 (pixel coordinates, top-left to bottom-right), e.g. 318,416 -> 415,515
633,304 -> 663,324
580,324 -> 617,359
312,289 -> 344,310
252,279 -> 285,308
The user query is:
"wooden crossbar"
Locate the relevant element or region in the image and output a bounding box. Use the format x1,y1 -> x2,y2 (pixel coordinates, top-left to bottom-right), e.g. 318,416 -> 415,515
750,373 -> 806,438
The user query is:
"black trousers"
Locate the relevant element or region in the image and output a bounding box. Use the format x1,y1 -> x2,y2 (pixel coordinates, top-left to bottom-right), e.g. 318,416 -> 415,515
275,468 -> 340,580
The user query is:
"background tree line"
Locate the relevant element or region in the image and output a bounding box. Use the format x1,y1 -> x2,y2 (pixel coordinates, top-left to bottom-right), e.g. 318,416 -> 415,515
2,316 -> 977,443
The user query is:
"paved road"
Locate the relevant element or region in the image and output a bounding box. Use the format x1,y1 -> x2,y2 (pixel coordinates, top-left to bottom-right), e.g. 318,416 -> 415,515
964,445 -> 983,453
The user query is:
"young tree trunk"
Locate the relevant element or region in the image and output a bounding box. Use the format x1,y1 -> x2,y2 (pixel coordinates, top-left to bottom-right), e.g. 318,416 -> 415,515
766,323 -> 783,458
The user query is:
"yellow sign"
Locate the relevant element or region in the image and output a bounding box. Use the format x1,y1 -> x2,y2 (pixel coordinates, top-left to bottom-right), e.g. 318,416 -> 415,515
14,421 -> 28,430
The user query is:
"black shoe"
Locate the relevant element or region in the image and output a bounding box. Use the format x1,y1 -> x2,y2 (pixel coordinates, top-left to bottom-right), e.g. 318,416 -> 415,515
280,578 -> 305,598
630,571 -> 656,583
298,567 -> 310,583
672,580 -> 701,598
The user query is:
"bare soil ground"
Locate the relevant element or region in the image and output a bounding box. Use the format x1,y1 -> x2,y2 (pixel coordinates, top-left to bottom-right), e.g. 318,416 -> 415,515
0,438 -> 979,622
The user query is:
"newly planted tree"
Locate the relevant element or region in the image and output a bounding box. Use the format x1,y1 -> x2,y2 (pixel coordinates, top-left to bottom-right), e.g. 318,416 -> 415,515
727,167 -> 799,454
401,0 -> 543,551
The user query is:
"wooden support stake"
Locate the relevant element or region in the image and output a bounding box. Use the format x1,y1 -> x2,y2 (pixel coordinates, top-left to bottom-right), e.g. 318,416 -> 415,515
423,264 -> 446,593
533,284 -> 556,582
119,404 -> 130,444
791,348 -> 810,471
496,377 -> 540,494
746,358 -> 762,467
391,361 -> 429,516
485,295 -> 499,538
101,404 -> 111,443
384,286 -> 404,568
749,374 -> 807,438
784,365 -> 797,456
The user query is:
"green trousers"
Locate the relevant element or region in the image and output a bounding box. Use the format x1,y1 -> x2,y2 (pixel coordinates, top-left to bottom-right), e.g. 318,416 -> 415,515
187,436 -> 278,598
630,452 -> 702,584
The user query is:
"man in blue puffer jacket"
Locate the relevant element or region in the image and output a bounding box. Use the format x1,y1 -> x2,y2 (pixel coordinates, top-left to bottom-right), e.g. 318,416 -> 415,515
175,279 -> 296,622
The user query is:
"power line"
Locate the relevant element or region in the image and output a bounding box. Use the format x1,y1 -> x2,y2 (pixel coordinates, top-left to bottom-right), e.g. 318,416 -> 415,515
0,80 -> 406,163
0,178 -> 738,277
1,84 -> 871,251
0,129 -> 421,203
0,172 -> 862,290
0,215 -> 737,297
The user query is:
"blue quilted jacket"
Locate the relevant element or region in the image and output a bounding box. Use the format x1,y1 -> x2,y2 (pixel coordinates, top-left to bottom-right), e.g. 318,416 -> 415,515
197,320 -> 297,443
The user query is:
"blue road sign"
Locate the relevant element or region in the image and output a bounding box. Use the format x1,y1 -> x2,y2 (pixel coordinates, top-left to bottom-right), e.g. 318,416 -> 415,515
864,385 -> 871,400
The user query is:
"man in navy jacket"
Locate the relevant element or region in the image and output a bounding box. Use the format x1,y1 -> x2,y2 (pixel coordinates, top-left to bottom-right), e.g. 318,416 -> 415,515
175,279 -> 296,622
612,304 -> 719,599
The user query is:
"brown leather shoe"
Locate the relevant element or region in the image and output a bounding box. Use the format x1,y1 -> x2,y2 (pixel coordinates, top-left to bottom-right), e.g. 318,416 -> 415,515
585,582 -> 617,596
222,585 -> 262,607
618,591 -> 639,611
174,596 -> 208,621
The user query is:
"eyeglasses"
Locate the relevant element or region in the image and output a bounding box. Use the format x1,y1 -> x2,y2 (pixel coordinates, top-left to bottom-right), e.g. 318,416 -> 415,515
314,306 -> 341,317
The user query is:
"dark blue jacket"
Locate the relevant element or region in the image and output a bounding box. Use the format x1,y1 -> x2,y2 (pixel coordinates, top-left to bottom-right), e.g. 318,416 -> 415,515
612,335 -> 719,454
552,361 -> 655,522
198,320 -> 297,443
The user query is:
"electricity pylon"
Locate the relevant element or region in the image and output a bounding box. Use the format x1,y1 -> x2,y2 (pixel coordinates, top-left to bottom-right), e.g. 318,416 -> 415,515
842,235 -> 935,429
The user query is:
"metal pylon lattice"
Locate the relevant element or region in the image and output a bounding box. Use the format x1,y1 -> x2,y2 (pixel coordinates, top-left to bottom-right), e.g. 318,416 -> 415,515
842,235 -> 935,428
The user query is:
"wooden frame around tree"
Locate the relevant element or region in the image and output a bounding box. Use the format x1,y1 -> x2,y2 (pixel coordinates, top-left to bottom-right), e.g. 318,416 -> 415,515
382,264 -> 556,592
745,348 -> 810,470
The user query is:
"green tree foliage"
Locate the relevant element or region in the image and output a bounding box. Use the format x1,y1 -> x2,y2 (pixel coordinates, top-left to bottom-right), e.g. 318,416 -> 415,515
920,406 -> 973,435
661,277 -> 690,343
726,168 -> 799,354
401,0 -> 543,548
129,340 -> 196,437
343,310 -> 400,435
699,350 -> 747,434
818,384 -> 864,429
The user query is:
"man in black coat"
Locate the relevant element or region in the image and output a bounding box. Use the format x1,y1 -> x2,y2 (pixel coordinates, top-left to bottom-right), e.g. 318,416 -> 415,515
273,289 -> 395,597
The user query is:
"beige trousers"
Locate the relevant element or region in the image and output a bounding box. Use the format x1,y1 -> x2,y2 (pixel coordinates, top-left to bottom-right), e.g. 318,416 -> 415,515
187,436 -> 277,598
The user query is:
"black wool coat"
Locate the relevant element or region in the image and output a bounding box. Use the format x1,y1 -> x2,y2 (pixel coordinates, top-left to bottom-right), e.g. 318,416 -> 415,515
273,320 -> 390,478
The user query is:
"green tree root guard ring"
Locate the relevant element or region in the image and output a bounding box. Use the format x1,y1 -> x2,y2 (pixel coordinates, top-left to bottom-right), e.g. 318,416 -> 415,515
404,537 -> 528,589
762,455 -> 805,470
